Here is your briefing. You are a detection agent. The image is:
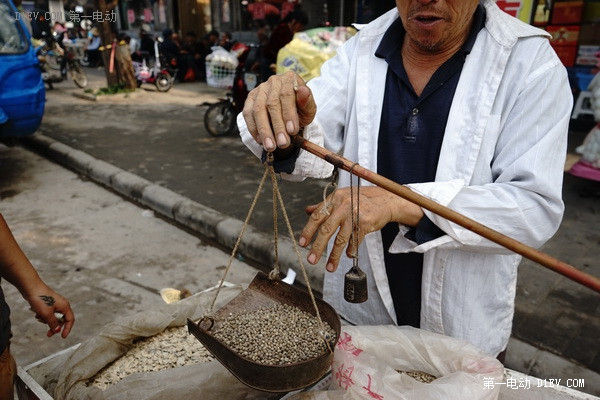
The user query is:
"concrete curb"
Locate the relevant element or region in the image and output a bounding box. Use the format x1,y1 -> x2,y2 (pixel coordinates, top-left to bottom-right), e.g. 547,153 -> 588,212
21,134 -> 325,293
19,134 -> 600,397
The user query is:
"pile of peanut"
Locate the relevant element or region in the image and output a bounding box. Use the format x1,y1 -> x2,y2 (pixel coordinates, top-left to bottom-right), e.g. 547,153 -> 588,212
398,370 -> 438,383
88,325 -> 214,390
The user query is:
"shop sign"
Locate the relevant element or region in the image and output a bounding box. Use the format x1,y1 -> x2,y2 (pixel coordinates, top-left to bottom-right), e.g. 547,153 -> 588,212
497,0 -> 534,24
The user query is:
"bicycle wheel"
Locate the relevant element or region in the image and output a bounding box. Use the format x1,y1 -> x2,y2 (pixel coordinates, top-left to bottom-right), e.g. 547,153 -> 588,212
204,101 -> 237,137
80,52 -> 90,67
70,62 -> 88,88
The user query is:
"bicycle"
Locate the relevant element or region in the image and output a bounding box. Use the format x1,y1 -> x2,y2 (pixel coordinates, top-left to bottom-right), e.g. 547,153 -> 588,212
61,41 -> 88,88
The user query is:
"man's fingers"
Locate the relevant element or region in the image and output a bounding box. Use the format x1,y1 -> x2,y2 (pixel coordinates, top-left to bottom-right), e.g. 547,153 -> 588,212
242,88 -> 259,142
266,76 -> 289,148
281,72 -> 302,136
326,223 -> 353,272
295,85 -> 316,128
300,202 -> 329,248
252,84 -> 276,151
307,209 -> 346,266
241,72 -> 314,150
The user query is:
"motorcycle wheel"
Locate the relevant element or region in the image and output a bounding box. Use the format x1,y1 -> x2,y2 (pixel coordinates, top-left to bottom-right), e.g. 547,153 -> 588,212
70,62 -> 88,88
155,72 -> 172,92
204,101 -> 237,137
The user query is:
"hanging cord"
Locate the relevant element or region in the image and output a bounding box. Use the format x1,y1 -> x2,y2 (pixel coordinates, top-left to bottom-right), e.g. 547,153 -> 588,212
206,164 -> 271,315
270,166 -> 333,348
320,168 -> 338,216
349,164 -> 361,263
204,152 -> 332,349
270,153 -> 281,280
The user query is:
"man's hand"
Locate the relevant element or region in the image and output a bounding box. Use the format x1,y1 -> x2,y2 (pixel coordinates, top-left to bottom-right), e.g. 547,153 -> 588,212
27,284 -> 74,338
242,71 -> 317,152
298,186 -> 424,273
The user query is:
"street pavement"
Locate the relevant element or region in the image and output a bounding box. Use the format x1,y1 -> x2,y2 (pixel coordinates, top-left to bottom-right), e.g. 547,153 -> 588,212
0,144 -> 259,366
11,68 -> 600,395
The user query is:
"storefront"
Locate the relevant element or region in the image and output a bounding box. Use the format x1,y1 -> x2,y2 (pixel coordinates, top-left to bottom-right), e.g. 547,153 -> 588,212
496,0 -> 600,94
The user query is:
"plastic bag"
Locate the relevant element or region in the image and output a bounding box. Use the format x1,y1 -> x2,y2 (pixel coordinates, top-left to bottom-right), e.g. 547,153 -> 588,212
205,46 -> 239,88
48,286 -> 280,400
277,27 -> 356,82
288,325 -> 504,400
206,46 -> 239,70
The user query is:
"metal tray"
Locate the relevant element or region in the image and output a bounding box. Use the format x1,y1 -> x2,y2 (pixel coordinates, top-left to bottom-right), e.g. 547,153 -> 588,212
188,271 -> 341,393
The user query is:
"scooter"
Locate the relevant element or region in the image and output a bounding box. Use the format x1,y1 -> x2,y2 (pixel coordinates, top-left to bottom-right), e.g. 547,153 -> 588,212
132,40 -> 176,92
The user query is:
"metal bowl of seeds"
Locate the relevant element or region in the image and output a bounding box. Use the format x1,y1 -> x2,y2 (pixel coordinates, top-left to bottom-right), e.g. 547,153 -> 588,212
188,271 -> 341,393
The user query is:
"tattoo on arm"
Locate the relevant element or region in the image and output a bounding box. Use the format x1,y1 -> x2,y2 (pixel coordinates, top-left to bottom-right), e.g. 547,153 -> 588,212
39,295 -> 56,306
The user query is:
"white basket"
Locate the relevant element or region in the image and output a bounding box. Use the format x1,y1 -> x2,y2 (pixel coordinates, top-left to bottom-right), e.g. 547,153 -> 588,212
206,61 -> 236,89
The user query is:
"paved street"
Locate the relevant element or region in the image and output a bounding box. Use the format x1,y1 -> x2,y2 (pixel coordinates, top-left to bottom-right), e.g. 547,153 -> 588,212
4,68 -> 600,395
0,144 -> 259,367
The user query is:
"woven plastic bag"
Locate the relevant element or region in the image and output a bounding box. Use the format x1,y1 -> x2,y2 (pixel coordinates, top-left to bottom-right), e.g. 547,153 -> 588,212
289,325 -> 504,400
47,286 -> 280,400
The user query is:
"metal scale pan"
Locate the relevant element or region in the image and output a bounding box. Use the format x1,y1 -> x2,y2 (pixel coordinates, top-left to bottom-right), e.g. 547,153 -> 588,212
187,271 -> 341,393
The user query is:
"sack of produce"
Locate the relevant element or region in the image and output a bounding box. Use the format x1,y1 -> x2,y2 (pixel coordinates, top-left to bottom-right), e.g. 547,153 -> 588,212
276,27 -> 356,82
48,286 -> 281,400
288,325 -> 504,400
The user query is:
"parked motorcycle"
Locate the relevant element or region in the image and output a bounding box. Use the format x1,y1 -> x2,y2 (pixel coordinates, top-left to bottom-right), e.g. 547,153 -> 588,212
203,43 -> 259,137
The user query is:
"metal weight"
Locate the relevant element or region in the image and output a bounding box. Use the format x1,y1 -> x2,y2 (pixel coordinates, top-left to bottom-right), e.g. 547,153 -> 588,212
344,265 -> 368,303
345,168 -> 368,303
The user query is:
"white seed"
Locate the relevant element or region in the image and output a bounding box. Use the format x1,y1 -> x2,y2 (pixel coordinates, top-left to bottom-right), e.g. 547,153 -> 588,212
88,325 -> 214,390
397,370 -> 437,383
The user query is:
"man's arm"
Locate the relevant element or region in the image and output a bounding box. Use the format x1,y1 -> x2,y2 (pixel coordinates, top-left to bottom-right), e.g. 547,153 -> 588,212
0,213 -> 74,338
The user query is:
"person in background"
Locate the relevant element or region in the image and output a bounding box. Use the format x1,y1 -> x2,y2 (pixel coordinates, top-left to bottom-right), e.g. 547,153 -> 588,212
198,30 -> 220,82
0,213 -> 74,399
180,31 -> 202,81
259,9 -> 308,82
139,27 -> 155,64
239,0 -> 572,361
86,26 -> 101,67
128,30 -> 141,56
158,29 -> 180,66
219,31 -> 235,51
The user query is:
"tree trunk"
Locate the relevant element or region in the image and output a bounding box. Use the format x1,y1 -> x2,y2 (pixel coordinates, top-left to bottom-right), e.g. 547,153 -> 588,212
93,0 -> 135,89
115,41 -> 136,89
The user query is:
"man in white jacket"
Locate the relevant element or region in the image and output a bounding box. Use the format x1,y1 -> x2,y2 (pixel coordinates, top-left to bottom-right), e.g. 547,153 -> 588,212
238,0 -> 572,358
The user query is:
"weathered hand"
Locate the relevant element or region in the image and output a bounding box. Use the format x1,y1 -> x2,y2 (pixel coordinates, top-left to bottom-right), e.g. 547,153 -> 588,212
27,284 -> 75,338
242,71 -> 316,152
298,186 -> 424,272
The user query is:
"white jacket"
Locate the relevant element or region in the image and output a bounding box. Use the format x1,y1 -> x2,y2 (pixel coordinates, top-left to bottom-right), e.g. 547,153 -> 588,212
239,0 -> 572,356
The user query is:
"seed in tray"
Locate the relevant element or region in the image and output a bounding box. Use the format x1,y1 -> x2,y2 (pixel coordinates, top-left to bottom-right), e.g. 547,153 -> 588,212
211,303 -> 337,365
